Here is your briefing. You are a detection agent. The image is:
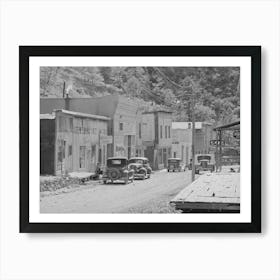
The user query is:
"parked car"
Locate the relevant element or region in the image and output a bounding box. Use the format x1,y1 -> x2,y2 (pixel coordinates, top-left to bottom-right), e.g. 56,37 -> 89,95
194,154 -> 215,174
102,157 -> 134,184
167,158 -> 186,172
128,157 -> 152,179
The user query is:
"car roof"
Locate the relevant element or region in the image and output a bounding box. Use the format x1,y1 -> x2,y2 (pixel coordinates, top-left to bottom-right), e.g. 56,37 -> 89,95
129,157 -> 148,161
168,158 -> 182,160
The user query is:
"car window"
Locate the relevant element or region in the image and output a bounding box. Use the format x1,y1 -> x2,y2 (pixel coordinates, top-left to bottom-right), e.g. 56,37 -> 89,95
107,159 -> 127,167
129,159 -> 144,164
197,155 -> 211,161
169,159 -> 179,163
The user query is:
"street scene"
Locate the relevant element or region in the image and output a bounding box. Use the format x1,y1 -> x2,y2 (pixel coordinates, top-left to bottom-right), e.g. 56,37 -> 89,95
41,169 -> 193,213
40,66 -> 240,213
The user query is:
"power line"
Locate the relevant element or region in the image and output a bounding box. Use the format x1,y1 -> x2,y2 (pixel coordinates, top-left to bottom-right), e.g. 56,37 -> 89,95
153,67 -> 183,90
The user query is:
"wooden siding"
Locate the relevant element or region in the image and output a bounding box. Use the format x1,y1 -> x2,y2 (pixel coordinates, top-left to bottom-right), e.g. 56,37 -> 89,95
141,111 -> 172,169
157,112 -> 172,147
171,173 -> 240,213
54,111 -> 109,175
142,113 -> 155,144
195,124 -> 214,154
172,128 -> 192,165
113,97 -> 138,158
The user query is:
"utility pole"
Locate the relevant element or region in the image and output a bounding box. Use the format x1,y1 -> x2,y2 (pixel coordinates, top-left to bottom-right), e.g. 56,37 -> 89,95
62,81 -> 66,98
191,95 -> 196,182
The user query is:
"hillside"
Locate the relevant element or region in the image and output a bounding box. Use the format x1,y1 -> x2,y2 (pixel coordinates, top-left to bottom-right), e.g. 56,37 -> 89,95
40,66 -> 240,125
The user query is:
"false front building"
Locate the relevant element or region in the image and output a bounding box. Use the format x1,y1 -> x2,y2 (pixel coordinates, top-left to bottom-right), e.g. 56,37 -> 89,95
40,109 -> 111,175
40,94 -> 140,160
171,122 -> 192,166
171,121 -> 214,166
142,110 -> 172,170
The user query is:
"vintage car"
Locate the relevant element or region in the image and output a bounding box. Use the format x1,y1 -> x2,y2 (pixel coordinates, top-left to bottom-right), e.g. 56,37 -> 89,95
102,157 -> 134,184
194,154 -> 215,174
167,158 -> 186,172
128,157 -> 152,179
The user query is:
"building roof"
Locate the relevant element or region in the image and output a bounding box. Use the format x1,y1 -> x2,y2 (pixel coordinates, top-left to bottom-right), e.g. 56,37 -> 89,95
40,94 -> 139,118
143,109 -> 173,114
54,109 -> 110,121
40,113 -> 55,120
172,122 -> 204,129
213,120 -> 240,131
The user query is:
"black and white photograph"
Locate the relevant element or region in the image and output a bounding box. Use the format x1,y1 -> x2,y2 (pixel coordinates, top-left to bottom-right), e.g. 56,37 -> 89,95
19,46 -> 260,232
39,66 -> 241,214
3,1 -> 279,279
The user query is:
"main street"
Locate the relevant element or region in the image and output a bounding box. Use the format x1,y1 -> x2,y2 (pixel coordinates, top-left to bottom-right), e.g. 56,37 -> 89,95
40,170 -> 193,213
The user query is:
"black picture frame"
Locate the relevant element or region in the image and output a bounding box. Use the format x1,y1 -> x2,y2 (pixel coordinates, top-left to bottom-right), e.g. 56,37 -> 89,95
20,46 -> 261,233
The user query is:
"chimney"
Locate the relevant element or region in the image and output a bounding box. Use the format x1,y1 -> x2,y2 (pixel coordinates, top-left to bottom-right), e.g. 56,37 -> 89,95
63,81 -> 70,110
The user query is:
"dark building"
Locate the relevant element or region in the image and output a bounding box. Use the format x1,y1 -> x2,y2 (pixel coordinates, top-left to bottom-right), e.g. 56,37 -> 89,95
142,110 -> 173,170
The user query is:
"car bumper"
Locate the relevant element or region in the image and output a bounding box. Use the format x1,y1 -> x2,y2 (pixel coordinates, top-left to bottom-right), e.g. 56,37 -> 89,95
196,167 -> 214,171
133,173 -> 146,179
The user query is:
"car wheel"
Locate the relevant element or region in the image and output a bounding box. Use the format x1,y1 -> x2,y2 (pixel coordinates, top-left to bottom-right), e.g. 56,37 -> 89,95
103,180 -> 107,184
138,170 -> 146,180
167,169 -> 169,172
142,173 -> 146,180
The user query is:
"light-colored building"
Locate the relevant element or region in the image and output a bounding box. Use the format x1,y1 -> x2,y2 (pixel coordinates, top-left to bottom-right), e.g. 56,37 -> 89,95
40,109 -> 111,175
171,122 -> 192,166
171,122 -> 214,165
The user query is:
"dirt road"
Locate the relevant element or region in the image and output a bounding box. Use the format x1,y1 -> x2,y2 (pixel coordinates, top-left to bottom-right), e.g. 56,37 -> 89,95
40,170 -> 192,213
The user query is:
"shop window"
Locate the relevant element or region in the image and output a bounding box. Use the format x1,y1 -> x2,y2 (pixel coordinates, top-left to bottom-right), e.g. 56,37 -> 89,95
91,145 -> 96,164
79,146 -> 86,169
139,123 -> 141,139
68,145 -> 72,157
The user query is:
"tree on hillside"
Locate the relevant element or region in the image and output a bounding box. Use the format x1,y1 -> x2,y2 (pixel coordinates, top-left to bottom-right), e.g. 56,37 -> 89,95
40,66 -> 240,125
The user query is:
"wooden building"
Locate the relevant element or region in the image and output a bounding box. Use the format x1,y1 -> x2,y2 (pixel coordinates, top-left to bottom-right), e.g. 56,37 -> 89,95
171,122 -> 192,166
142,110 -> 173,170
171,122 -> 214,166
40,109 -> 111,175
135,108 -> 145,157
40,94 -> 141,159
194,122 -> 214,154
